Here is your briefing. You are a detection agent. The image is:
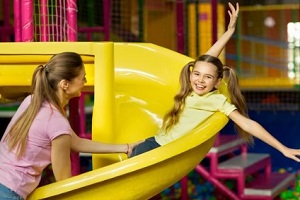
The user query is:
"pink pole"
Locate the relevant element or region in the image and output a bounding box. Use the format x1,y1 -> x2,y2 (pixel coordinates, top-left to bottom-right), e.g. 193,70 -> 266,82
55,0 -> 60,41
58,0 -> 63,41
1,0 -> 10,41
69,101 -> 81,176
14,0 -> 21,42
21,0 -> 34,42
103,0 -> 110,41
2,0 -> 9,27
66,0 -> 80,176
176,0 -> 185,54
40,0 -> 49,41
180,176 -> 188,200
55,0 -> 64,41
66,0 -> 77,41
194,165 -> 240,200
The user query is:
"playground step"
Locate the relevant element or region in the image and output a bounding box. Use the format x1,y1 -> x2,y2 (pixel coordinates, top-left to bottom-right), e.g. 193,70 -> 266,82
242,172 -> 295,199
217,153 -> 271,176
185,134 -> 294,200
208,134 -> 245,155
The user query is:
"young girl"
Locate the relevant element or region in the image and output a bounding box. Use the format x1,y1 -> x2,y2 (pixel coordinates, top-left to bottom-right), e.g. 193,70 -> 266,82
0,52 -> 142,200
130,3 -> 300,161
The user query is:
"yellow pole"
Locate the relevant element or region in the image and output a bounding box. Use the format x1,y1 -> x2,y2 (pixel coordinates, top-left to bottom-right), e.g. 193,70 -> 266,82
91,42 -> 117,169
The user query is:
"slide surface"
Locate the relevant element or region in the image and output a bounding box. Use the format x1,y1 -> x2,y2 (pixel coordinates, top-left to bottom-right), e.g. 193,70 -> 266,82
0,42 -> 229,199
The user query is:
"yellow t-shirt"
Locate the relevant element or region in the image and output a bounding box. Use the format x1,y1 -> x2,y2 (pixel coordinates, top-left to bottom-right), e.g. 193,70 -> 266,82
155,90 -> 236,145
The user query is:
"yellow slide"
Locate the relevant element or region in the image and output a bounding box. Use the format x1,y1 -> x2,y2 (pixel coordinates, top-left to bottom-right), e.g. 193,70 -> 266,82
0,42 -> 229,199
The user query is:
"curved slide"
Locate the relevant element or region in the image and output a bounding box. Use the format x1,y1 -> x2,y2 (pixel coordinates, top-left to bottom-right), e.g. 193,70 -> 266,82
0,42 -> 229,199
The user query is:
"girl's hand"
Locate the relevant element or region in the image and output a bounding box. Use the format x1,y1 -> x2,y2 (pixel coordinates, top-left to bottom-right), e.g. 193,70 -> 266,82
127,140 -> 145,157
227,2 -> 239,31
281,147 -> 300,162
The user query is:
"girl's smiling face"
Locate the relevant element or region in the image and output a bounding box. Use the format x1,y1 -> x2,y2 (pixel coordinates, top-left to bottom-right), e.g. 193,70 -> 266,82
190,61 -> 221,96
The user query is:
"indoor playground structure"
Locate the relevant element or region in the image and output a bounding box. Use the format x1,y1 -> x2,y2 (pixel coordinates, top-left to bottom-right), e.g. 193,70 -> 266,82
0,0 -> 300,199
0,41 -> 229,199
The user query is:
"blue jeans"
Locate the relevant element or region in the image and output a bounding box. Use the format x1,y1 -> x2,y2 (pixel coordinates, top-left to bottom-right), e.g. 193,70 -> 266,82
130,137 -> 160,157
0,184 -> 23,200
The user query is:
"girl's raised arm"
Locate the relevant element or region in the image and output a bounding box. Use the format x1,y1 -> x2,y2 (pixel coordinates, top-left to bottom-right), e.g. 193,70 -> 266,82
205,2 -> 239,57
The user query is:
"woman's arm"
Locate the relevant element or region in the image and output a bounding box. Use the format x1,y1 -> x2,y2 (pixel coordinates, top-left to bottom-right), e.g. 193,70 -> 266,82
205,2 -> 239,57
70,131 -> 143,157
51,134 -> 72,181
228,110 -> 300,162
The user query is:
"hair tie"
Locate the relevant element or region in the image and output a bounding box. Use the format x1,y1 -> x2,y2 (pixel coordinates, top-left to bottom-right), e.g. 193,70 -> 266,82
223,65 -> 231,70
44,65 -> 49,72
188,62 -> 194,72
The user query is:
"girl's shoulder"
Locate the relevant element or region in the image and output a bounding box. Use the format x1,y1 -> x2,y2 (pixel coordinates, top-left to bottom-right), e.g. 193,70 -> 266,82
206,91 -> 227,100
206,92 -> 232,109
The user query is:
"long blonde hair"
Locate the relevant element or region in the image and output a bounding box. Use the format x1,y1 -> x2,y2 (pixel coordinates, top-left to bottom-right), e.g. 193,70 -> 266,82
162,54 -> 253,144
3,52 -> 84,157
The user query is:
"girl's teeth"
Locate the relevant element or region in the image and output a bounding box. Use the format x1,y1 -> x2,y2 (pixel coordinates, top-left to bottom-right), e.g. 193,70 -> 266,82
196,84 -> 204,89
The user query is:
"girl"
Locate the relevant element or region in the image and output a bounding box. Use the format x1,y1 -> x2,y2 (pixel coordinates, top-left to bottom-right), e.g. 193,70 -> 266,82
0,52 -> 142,200
130,3 -> 300,162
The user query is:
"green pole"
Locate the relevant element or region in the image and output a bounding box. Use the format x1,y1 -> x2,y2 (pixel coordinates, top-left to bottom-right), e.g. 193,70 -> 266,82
138,0 -> 144,41
87,0 -> 94,27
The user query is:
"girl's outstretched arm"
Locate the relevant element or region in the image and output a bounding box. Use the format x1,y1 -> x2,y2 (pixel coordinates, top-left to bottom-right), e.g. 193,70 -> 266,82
228,110 -> 300,162
205,2 -> 239,57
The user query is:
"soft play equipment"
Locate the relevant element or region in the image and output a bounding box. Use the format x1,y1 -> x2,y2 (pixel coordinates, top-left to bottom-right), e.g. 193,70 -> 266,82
0,42 -> 229,199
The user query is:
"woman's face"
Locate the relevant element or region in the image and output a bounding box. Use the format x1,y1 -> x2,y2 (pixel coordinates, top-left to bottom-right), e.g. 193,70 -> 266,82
190,61 -> 220,96
66,67 -> 87,98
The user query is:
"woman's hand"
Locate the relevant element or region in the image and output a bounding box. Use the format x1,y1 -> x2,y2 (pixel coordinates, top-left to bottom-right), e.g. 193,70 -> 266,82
227,2 -> 239,31
127,140 -> 145,157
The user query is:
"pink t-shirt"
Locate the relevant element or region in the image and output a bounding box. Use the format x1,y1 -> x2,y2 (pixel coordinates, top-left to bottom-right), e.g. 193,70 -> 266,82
0,95 -> 72,199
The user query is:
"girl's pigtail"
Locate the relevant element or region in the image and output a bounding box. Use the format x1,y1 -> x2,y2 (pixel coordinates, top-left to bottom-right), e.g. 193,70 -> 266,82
163,61 -> 194,132
223,66 -> 254,144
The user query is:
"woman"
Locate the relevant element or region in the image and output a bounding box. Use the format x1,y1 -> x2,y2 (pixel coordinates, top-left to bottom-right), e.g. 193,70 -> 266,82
0,52 -> 141,200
